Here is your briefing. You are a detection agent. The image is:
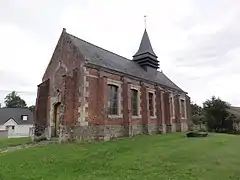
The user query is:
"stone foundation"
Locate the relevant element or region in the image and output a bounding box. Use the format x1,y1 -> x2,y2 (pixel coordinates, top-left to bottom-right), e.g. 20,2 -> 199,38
171,123 -> 176,132
166,125 -> 172,133
103,125 -> 125,140
175,123 -> 181,132
132,125 -> 143,135
147,123 -> 158,134
159,124 -> 166,134
181,122 -> 188,132
73,125 -> 101,141
50,122 -> 189,142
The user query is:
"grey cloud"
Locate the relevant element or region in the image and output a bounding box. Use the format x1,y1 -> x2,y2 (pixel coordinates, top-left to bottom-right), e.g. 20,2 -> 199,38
174,10 -> 240,68
0,70 -> 35,88
0,1 -> 82,38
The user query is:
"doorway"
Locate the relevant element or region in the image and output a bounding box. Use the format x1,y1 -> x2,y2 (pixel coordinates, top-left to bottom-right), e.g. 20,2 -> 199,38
53,102 -> 61,137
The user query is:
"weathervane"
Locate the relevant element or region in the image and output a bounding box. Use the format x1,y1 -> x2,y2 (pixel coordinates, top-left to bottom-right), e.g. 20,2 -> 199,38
144,15 -> 147,29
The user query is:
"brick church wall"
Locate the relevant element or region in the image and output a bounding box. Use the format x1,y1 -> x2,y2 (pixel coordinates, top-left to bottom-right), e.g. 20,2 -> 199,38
76,65 -> 188,141
35,29 -> 85,138
35,29 -> 190,141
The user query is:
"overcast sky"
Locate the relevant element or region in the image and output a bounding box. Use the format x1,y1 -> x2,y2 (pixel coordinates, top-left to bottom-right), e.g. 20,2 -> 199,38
0,0 -> 240,107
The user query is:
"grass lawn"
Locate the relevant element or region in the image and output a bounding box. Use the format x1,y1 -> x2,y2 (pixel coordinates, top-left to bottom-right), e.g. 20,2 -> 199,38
0,137 -> 31,149
1,133 -> 240,180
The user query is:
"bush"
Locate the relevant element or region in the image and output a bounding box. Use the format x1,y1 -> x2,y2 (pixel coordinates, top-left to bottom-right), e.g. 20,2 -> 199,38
186,131 -> 208,138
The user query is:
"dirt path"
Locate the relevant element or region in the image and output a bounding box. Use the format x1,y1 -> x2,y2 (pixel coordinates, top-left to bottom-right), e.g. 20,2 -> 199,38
0,141 -> 59,154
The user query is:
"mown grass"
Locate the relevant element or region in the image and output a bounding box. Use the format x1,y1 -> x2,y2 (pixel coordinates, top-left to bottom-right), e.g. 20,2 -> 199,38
0,137 -> 31,149
0,133 -> 240,180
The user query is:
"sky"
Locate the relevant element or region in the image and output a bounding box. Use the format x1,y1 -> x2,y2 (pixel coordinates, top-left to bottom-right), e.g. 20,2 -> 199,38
0,0 -> 240,107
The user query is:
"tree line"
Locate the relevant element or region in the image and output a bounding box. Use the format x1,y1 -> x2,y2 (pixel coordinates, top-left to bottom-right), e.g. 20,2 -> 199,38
191,96 -> 240,133
1,91 -> 35,112
2,91 -> 239,133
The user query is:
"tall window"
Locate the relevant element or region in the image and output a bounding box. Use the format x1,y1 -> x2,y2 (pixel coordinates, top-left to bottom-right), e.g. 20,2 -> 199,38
180,99 -> 186,118
131,89 -> 138,116
148,92 -> 154,116
108,84 -> 119,115
170,96 -> 175,118
170,97 -> 173,118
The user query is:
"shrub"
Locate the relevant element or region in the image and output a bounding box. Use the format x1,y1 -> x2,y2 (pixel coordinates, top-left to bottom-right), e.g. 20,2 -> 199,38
186,131 -> 208,138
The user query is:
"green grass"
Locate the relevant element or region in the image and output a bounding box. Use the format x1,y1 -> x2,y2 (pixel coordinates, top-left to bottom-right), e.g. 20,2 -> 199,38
1,133 -> 240,180
0,137 -> 31,149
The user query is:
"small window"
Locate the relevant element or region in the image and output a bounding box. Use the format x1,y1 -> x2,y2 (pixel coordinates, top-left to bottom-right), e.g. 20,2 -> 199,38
22,115 -> 28,121
108,84 -> 119,115
180,99 -> 186,118
131,89 -> 138,116
12,126 -> 15,130
148,92 -> 154,116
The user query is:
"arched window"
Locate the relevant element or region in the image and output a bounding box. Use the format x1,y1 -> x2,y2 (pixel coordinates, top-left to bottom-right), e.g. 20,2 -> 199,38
108,84 -> 119,115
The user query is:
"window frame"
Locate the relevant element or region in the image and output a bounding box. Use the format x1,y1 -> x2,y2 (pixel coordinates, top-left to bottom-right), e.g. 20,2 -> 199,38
22,115 -> 28,121
179,97 -> 187,119
108,84 -> 119,115
148,90 -> 156,118
131,89 -> 139,116
107,79 -> 123,118
130,85 -> 141,119
169,94 -> 175,119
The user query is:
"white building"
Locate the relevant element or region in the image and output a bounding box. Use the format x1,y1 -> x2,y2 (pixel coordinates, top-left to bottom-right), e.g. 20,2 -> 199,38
0,108 -> 34,138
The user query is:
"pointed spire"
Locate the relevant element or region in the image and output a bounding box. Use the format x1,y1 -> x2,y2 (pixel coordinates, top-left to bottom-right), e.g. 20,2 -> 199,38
133,29 -> 157,57
133,28 -> 159,71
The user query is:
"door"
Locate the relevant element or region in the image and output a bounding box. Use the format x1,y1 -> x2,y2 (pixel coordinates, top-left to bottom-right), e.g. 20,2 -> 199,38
54,103 -> 61,137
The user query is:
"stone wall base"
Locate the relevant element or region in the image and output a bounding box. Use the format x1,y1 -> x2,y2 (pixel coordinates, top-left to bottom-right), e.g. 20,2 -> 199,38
181,122 -> 188,132
50,123 -> 188,142
166,125 -> 172,133
171,123 -> 176,132
158,124 -> 166,134
175,123 -> 181,132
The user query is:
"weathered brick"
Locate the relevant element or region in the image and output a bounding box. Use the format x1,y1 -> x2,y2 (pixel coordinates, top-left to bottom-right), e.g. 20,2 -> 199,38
35,29 -> 191,140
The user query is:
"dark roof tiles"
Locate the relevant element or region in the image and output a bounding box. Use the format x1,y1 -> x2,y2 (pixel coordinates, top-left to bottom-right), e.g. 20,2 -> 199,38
133,29 -> 157,57
67,32 -> 185,92
0,108 -> 34,125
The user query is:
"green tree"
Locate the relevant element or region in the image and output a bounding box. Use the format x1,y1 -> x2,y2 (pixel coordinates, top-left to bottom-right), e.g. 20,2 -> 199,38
203,96 -> 232,132
191,102 -> 205,128
4,91 -> 27,108
28,105 -> 35,112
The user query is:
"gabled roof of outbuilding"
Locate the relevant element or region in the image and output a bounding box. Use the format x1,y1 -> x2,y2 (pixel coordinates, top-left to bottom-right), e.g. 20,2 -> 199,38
0,108 -> 34,125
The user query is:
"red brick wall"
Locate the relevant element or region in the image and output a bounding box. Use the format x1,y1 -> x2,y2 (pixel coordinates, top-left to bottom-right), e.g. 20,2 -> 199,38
41,29 -> 83,101
163,92 -> 171,126
86,74 -> 99,125
35,80 -> 49,127
86,67 -> 180,134
186,95 -> 192,124
35,80 -> 49,135
155,88 -> 163,128
62,69 -> 81,125
36,29 -> 84,130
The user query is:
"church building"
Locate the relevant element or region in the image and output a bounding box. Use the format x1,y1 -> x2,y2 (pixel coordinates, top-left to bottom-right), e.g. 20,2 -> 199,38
35,27 -> 191,141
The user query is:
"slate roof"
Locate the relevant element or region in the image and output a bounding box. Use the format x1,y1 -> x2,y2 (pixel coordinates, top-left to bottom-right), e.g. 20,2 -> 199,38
133,29 -> 157,57
67,32 -> 185,93
0,108 -> 34,125
228,107 -> 240,120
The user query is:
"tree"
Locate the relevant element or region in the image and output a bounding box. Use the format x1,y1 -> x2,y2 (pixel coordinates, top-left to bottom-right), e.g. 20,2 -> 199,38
191,102 -> 205,128
4,91 -> 27,108
28,105 -> 35,112
203,96 -> 232,132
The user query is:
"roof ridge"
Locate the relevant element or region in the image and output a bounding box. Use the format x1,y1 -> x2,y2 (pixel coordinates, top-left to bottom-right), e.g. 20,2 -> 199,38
160,72 -> 183,92
67,32 -> 131,62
